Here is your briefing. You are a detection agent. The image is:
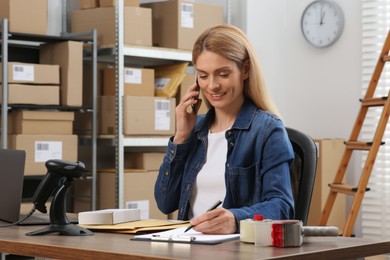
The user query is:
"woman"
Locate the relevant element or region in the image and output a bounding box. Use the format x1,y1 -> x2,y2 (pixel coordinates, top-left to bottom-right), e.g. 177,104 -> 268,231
155,24 -> 294,234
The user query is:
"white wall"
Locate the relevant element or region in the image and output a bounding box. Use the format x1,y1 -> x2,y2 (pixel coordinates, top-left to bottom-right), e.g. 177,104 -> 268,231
243,0 -> 362,140
235,0 -> 362,234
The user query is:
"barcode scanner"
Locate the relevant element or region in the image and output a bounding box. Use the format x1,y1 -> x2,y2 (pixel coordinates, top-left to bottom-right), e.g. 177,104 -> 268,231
26,159 -> 93,236
32,160 -> 86,214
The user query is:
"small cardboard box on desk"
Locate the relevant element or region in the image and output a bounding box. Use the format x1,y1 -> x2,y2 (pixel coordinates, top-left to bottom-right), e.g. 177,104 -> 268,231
78,209 -> 141,225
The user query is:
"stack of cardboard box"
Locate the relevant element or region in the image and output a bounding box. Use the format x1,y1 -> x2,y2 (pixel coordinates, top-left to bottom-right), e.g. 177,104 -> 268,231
7,110 -> 78,176
0,0 -> 85,177
0,62 -> 60,105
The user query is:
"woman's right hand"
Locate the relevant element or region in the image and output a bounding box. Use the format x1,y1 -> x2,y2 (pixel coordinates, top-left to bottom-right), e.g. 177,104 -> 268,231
173,83 -> 201,144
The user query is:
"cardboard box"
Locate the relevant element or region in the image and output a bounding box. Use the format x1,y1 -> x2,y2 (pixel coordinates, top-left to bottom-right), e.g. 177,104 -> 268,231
78,209 -> 140,225
73,177 -> 92,212
71,6 -> 152,47
143,0 -> 224,50
79,0 -> 99,9
177,72 -> 208,115
99,0 -> 139,7
7,111 -> 74,135
0,0 -> 48,35
8,134 -> 78,176
103,67 -> 154,96
99,96 -> 175,135
124,152 -> 165,171
40,41 -> 84,107
97,169 -> 167,219
0,84 -> 60,105
0,62 -> 60,85
307,139 -> 346,232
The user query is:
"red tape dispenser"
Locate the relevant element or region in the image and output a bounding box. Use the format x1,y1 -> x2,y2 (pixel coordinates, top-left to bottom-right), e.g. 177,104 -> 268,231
253,220 -> 339,247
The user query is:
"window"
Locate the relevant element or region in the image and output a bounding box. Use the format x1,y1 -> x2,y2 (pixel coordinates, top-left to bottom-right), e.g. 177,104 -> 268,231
361,0 -> 390,240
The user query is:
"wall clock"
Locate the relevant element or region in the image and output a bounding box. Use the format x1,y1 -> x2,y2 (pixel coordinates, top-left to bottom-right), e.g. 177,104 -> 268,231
301,0 -> 344,48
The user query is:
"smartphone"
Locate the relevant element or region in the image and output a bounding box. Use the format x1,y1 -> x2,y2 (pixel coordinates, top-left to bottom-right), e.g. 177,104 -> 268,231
191,78 -> 200,114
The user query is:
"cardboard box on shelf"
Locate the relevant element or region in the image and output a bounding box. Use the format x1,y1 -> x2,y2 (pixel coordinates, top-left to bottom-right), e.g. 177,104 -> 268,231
79,0 -> 99,9
142,0 -> 224,50
0,62 -> 60,85
40,41 -> 84,107
8,134 -> 78,176
99,0 -> 139,7
99,96 -> 175,136
124,152 -> 165,171
0,0 -> 48,35
73,111 -> 92,135
73,177 -> 92,213
83,63 -> 107,110
0,84 -> 60,106
71,6 -> 152,47
307,139 -> 346,232
97,169 -> 167,219
103,67 -> 154,97
7,110 -> 74,135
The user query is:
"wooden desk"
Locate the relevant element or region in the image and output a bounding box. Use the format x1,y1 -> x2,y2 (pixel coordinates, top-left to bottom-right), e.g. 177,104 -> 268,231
0,224 -> 389,259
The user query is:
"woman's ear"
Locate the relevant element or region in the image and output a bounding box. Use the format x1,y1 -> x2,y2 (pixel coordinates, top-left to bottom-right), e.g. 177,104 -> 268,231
242,59 -> 250,80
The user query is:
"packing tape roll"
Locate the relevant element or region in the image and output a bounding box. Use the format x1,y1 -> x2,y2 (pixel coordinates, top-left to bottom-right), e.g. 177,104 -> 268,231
240,219 -> 255,243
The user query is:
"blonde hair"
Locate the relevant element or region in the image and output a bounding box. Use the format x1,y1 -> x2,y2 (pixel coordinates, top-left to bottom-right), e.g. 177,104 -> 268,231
192,24 -> 280,117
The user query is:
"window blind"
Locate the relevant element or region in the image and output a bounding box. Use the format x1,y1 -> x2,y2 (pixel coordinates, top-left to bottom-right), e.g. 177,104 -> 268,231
361,0 -> 390,240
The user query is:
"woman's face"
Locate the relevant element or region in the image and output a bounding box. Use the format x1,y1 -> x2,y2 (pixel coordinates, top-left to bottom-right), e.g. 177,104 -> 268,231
195,50 -> 248,113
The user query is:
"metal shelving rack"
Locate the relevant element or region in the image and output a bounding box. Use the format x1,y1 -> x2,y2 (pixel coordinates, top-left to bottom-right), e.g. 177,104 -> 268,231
110,0 -> 192,208
106,0 -> 232,209
0,18 -> 98,210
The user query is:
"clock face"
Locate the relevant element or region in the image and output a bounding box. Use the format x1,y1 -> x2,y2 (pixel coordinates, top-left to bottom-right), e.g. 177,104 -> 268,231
301,0 -> 344,48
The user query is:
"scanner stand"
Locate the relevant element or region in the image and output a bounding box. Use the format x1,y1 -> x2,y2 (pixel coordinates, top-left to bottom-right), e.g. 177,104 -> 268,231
26,178 -> 93,236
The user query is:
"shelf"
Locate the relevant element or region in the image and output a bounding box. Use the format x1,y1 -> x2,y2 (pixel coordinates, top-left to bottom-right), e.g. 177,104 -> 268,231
95,45 -> 192,67
2,31 -> 94,46
80,135 -> 170,148
1,17 -> 98,211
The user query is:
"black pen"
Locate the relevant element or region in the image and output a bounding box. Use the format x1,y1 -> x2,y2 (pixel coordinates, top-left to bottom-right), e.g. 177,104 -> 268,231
184,200 -> 223,233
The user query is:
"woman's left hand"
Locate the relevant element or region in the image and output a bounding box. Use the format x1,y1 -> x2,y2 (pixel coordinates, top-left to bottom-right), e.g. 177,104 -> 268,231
189,208 -> 237,234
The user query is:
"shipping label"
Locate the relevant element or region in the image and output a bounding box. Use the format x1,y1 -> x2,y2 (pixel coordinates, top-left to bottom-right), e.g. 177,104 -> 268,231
124,68 -> 142,84
12,64 -> 34,81
34,141 -> 62,162
155,100 -> 170,130
181,3 -> 194,28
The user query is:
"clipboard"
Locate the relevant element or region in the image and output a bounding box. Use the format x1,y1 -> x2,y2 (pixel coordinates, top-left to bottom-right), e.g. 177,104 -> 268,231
131,227 -> 240,245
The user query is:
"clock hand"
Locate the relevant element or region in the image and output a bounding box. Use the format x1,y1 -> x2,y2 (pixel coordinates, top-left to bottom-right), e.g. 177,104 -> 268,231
320,11 -> 326,25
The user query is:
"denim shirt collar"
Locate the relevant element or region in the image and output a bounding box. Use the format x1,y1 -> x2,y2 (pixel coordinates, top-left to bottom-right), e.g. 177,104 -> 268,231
194,98 -> 257,137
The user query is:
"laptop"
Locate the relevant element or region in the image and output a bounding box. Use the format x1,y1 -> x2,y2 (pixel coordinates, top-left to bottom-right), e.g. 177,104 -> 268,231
0,149 -> 77,225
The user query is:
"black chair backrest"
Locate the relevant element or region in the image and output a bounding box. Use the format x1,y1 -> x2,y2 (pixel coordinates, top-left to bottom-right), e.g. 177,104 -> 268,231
286,127 -> 318,226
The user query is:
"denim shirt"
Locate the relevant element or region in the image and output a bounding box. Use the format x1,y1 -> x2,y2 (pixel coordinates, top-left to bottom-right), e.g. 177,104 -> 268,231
155,99 -> 295,230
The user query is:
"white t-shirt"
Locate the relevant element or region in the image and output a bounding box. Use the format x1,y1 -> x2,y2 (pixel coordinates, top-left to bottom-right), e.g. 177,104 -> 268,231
188,129 -> 228,218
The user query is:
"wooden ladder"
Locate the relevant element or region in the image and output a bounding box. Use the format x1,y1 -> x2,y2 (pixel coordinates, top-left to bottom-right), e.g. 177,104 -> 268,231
319,30 -> 390,237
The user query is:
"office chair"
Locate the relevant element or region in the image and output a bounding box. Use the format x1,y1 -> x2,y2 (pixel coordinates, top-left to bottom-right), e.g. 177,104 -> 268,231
286,127 -> 318,226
